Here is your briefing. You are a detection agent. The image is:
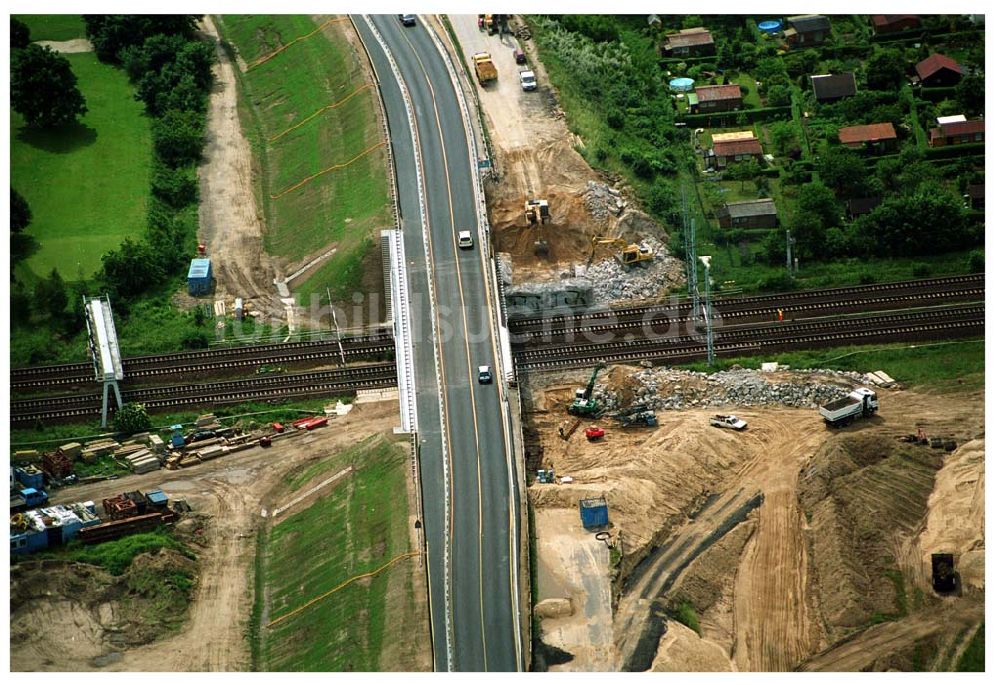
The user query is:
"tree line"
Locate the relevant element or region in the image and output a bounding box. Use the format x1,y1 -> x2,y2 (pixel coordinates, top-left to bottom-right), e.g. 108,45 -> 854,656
10,16 -> 216,350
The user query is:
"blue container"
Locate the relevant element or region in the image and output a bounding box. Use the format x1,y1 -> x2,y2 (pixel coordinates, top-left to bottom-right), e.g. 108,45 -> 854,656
669,77 -> 695,92
15,466 -> 44,490
187,258 -> 213,296
579,497 -> 609,530
11,529 -> 49,555
145,490 -> 168,507
758,20 -> 782,34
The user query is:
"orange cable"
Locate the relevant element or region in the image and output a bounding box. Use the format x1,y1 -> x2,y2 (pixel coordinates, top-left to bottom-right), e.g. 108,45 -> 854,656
266,551 -> 420,628
269,141 -> 386,199
247,17 -> 347,70
268,84 -> 374,143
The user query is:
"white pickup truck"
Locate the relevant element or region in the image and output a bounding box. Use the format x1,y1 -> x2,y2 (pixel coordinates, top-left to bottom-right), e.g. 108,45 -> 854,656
710,415 -> 747,431
820,388 -> 879,427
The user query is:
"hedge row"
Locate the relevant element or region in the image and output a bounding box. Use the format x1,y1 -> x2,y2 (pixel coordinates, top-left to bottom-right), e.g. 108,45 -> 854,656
83,16 -> 211,303
918,86 -> 958,102
923,143 -> 986,161
680,105 -> 791,127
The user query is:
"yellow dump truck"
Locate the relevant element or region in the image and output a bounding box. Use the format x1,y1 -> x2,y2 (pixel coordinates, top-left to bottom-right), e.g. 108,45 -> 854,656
472,52 -> 498,86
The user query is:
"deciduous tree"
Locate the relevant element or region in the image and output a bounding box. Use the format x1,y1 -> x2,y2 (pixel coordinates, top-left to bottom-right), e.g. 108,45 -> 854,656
11,44 -> 88,128
114,402 -> 152,434
11,188 -> 31,232
11,18 -> 30,48
34,268 -> 68,319
864,48 -> 906,91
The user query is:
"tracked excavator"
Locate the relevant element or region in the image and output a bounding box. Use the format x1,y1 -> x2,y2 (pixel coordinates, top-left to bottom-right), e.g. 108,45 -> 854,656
525,199 -> 551,256
568,362 -> 607,417
589,236 -> 654,266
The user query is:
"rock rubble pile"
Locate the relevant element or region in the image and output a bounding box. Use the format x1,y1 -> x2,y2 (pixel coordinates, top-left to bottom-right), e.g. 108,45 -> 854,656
583,180 -> 626,221
583,236 -> 684,302
592,366 -> 871,413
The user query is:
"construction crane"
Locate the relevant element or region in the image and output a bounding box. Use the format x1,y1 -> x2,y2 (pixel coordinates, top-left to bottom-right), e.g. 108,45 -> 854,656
568,362 -> 607,417
589,236 -> 654,266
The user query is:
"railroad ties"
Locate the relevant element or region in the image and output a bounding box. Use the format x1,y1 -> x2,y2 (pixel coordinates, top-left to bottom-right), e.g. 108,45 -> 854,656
11,275 -> 985,421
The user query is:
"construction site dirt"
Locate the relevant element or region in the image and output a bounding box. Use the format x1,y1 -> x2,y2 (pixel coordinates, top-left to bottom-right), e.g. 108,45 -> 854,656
444,15 -> 685,300
523,364 -> 984,671
9,400 -> 429,672
190,17 -> 284,320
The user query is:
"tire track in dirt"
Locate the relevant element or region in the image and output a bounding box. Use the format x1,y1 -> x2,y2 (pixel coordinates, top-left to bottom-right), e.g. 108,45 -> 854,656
615,413 -> 825,671
198,17 -> 282,318
797,600 -> 982,671
106,478 -> 255,671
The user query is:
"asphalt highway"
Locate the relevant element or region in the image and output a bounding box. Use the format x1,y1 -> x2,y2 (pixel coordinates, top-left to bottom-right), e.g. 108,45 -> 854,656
355,15 -> 519,672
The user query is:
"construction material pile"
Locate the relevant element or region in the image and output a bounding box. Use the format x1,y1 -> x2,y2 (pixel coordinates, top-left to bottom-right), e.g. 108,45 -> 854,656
581,236 -> 685,302
592,366 -> 871,412
584,181 -> 627,221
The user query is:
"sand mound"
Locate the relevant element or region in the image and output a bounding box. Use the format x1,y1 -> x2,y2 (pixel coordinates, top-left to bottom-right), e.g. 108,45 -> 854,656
650,620 -> 735,672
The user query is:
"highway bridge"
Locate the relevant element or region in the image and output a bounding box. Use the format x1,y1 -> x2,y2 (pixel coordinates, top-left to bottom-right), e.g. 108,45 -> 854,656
354,14 -> 523,672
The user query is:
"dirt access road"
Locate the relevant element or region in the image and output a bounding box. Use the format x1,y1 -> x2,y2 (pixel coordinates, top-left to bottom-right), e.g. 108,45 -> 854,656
444,15 -> 672,284
195,17 -> 284,320
17,401 -> 403,671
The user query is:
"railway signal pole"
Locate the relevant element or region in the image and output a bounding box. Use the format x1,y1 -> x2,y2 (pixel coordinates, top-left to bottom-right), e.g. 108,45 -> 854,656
682,185 -> 700,315
700,256 -> 714,365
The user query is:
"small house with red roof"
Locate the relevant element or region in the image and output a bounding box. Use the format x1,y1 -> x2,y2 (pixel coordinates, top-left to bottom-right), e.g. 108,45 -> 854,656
692,84 -> 743,113
662,28 -> 715,57
838,123 -> 898,152
870,15 -> 921,34
930,119 -> 984,147
915,53 -> 963,87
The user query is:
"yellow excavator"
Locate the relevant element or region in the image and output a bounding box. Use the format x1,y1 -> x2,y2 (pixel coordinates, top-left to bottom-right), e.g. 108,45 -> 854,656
524,199 -> 550,225
590,236 -> 654,266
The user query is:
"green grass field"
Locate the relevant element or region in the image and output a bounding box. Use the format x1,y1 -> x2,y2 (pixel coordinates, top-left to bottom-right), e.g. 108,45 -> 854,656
14,14 -> 86,41
257,434 -> 424,671
11,52 -> 151,281
217,15 -> 391,306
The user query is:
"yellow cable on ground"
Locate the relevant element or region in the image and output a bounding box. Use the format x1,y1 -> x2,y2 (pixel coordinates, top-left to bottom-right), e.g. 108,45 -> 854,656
247,17 -> 347,70
269,84 -> 374,143
269,141 -> 386,199
267,551 -> 420,628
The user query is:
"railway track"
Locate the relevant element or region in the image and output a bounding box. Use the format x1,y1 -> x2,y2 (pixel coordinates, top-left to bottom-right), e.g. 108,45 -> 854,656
11,363 -> 399,425
508,274 -> 985,339
11,333 -> 395,392
516,304 -> 984,371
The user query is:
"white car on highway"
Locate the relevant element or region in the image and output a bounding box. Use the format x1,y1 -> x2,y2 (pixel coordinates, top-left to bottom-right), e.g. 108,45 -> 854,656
457,230 -> 474,249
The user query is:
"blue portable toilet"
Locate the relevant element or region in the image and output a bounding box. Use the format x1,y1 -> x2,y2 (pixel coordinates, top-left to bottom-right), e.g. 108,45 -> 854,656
579,497 -> 609,530
187,258 -> 213,296
170,424 -> 186,449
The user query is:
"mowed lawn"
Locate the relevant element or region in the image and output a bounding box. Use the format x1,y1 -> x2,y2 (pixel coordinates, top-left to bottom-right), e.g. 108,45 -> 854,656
218,15 -> 391,305
14,14 -> 86,41
11,51 -> 151,281
259,435 -> 425,671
